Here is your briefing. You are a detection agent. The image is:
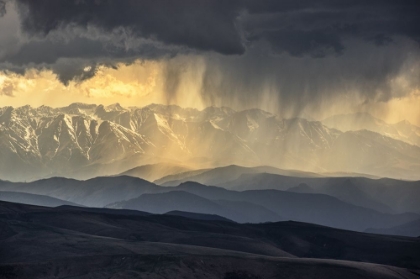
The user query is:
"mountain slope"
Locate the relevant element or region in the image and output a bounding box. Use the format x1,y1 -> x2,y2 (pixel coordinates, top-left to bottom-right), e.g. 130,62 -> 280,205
1,103 -> 420,181
366,219 -> 420,237
1,201 -> 419,279
108,191 -> 283,223
156,164 -> 320,186
173,182 -> 419,231
322,130 -> 420,180
0,191 -> 80,207
164,210 -> 233,222
323,112 -> 420,147
1,175 -> 419,230
0,176 -> 160,207
119,162 -> 192,182
219,173 -> 420,214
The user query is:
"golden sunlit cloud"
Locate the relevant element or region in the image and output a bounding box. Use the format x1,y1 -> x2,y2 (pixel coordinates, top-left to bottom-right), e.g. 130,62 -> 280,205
0,62 -> 158,108
0,56 -> 419,126
0,55 -> 211,110
77,62 -> 159,99
369,90 -> 420,125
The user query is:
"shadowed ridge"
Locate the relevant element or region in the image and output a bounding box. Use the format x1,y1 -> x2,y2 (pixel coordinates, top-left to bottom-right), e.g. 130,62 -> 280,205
118,162 -> 192,182
365,218 -> 420,237
0,200 -> 52,214
165,210 -> 234,222
0,191 -> 81,207
85,175 -> 155,184
156,164 -> 321,186
56,205 -> 151,216
0,175 -> 162,208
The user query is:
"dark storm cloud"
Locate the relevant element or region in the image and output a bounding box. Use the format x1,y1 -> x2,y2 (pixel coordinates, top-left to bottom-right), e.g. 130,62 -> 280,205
1,0 -> 247,83
7,0 -> 418,62
242,0 -> 420,56
0,0 -> 419,107
16,0 -> 245,55
250,29 -> 344,58
1,35 -> 171,84
197,41 -> 419,114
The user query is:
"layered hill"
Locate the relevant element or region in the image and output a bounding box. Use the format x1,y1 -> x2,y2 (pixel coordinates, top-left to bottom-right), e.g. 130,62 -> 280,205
366,219 -> 420,237
1,176 -> 419,232
215,172 -> 420,214
0,191 -> 80,207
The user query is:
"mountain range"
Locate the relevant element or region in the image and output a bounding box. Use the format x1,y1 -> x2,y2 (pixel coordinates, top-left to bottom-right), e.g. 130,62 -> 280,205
323,112 -> 420,147
1,103 -> 420,181
1,174 -> 419,232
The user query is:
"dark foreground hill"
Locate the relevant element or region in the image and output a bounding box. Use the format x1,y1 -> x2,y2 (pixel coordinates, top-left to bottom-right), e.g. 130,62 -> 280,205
0,201 -> 419,279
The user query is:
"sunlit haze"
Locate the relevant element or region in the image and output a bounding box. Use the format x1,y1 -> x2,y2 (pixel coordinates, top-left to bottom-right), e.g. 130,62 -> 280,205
1,1 -> 420,278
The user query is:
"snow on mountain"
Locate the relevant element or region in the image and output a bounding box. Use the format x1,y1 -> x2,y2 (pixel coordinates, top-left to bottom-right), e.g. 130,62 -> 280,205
323,113 -> 420,147
392,120 -> 420,146
323,130 -> 420,180
0,103 -> 419,181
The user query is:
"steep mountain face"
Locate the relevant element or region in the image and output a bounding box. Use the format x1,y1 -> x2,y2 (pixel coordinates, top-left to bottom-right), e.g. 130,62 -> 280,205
1,103 -> 420,181
323,113 -> 420,147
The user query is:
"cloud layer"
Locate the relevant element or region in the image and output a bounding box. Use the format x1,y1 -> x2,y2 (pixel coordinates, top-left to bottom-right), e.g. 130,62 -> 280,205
0,0 -> 419,122
11,0 -> 420,58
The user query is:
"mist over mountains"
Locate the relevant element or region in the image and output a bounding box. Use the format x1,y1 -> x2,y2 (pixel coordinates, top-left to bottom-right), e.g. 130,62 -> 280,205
323,112 -> 420,147
1,103 -> 420,182
2,0 -> 420,277
1,172 -> 420,232
1,104 -> 420,276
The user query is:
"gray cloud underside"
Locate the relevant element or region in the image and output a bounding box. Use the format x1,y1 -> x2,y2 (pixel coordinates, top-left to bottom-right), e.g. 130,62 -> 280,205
14,0 -> 420,54
2,0 -> 418,61
0,0 -> 419,108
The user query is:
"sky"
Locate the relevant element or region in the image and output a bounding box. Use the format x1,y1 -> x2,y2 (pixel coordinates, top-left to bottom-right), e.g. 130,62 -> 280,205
0,0 -> 420,125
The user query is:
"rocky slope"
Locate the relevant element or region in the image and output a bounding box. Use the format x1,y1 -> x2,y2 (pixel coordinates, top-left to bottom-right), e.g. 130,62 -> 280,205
1,103 -> 420,181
